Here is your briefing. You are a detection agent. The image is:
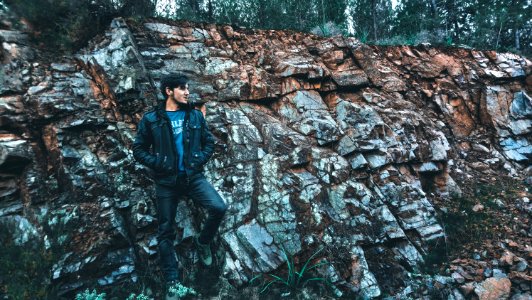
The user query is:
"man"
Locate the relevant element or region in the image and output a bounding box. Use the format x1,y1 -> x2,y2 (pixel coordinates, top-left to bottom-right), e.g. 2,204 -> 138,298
132,74 -> 227,299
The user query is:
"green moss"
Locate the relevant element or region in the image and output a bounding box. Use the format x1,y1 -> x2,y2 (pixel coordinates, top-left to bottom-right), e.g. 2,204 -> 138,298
0,222 -> 56,299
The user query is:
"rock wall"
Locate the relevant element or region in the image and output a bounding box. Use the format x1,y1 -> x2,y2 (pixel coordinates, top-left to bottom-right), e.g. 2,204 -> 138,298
1,11 -> 530,298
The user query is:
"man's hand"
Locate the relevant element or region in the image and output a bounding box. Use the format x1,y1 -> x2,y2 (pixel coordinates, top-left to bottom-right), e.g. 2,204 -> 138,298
154,154 -> 173,173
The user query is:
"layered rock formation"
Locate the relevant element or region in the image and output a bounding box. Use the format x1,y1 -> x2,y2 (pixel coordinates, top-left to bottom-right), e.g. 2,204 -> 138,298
1,8 -> 530,299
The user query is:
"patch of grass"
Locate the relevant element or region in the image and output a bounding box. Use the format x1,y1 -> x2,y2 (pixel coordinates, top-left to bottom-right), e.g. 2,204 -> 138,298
0,209 -> 76,299
0,225 -> 55,299
249,245 -> 334,297
437,178 -> 523,259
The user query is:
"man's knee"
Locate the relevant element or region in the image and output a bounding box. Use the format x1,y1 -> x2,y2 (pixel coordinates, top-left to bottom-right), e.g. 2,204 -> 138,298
213,201 -> 228,216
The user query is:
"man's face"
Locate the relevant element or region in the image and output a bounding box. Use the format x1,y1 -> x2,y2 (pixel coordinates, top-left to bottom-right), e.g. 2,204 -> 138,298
167,84 -> 189,104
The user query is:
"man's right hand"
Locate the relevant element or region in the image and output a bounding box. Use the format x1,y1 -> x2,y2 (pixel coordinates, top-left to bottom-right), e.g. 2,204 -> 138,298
154,154 -> 173,173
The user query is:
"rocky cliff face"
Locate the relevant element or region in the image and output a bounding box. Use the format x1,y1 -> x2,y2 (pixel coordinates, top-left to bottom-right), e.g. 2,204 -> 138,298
1,9 -> 531,299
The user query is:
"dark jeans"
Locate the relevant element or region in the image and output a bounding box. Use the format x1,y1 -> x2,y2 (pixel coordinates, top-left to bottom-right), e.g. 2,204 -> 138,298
155,173 -> 227,282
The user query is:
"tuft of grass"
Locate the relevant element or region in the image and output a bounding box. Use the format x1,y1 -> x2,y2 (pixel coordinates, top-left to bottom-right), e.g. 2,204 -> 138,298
249,245 -> 334,297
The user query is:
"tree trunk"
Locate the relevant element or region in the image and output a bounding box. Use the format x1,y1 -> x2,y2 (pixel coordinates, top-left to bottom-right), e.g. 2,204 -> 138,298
321,0 -> 326,29
372,0 -> 377,41
207,0 -> 213,22
430,0 -> 438,16
496,17 -> 504,50
188,0 -> 200,17
257,0 -> 265,27
515,28 -> 520,50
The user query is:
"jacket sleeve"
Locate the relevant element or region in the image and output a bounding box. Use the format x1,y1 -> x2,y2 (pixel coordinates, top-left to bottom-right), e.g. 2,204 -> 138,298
199,112 -> 215,166
132,115 -> 157,169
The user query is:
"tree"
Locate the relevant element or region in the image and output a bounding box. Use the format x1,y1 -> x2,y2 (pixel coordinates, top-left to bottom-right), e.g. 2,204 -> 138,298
349,0 -> 393,42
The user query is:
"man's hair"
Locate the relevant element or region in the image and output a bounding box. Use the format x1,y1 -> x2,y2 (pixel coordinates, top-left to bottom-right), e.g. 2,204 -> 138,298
160,74 -> 189,98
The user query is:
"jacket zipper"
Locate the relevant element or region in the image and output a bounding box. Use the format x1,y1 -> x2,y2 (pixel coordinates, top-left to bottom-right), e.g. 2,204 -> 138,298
184,110 -> 191,171
160,111 -> 179,184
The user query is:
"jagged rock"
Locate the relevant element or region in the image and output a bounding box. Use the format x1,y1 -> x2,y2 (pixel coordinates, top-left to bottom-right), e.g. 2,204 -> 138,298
275,55 -> 328,79
500,250 -> 516,266
417,162 -> 441,173
461,282 -> 476,296
0,11 -> 530,299
452,272 -> 466,284
222,219 -> 285,286
500,138 -> 530,162
510,293 -> 532,300
310,148 -> 349,184
0,215 -> 39,245
473,203 -> 485,212
274,90 -> 341,145
331,69 -> 369,87
450,288 -> 466,300
349,246 -> 381,298
350,153 -> 368,169
512,257 -> 528,272
510,91 -> 532,118
474,277 -> 512,300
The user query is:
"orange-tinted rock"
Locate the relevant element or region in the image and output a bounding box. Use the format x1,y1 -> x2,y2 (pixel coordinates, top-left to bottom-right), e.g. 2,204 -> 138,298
1,9 -> 531,297
331,69 -> 369,87
474,277 -> 511,300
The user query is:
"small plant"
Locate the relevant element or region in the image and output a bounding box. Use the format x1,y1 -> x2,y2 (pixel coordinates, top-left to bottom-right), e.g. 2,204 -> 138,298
250,245 -> 333,296
126,293 -> 152,300
0,210 -> 72,299
75,289 -> 106,300
168,282 -> 197,298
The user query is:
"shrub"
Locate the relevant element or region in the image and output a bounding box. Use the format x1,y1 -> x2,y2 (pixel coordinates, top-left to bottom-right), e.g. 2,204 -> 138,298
0,223 -> 53,299
250,245 -> 334,297
126,293 -> 152,300
75,289 -> 106,300
437,178 -> 523,260
4,0 -> 153,53
168,282 -> 197,298
311,22 -> 345,37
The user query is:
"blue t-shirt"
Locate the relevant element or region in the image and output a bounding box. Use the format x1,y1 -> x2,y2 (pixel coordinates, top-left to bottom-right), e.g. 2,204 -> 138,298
166,110 -> 186,172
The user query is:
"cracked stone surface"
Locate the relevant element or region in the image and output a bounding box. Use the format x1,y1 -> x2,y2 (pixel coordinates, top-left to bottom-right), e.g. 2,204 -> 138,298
0,11 -> 530,299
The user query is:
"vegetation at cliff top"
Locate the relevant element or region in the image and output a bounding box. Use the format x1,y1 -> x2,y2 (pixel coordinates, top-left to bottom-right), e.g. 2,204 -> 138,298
3,0 -> 531,57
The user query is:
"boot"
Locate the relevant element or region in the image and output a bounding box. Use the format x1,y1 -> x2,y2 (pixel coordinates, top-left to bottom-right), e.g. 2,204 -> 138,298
194,235 -> 212,266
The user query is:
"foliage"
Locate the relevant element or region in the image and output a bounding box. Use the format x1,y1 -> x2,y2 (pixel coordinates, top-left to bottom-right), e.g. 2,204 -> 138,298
249,246 -> 334,296
126,293 -> 152,300
4,0 -> 153,52
0,223 -> 54,299
168,281 -> 198,297
437,179 -> 523,259
311,22 -> 345,37
75,289 -> 107,300
0,208 -> 75,300
75,289 -> 155,300
4,0 -> 531,56
391,0 -> 531,55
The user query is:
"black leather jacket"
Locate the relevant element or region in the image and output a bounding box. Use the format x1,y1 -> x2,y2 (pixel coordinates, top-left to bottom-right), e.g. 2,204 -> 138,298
132,107 -> 215,186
